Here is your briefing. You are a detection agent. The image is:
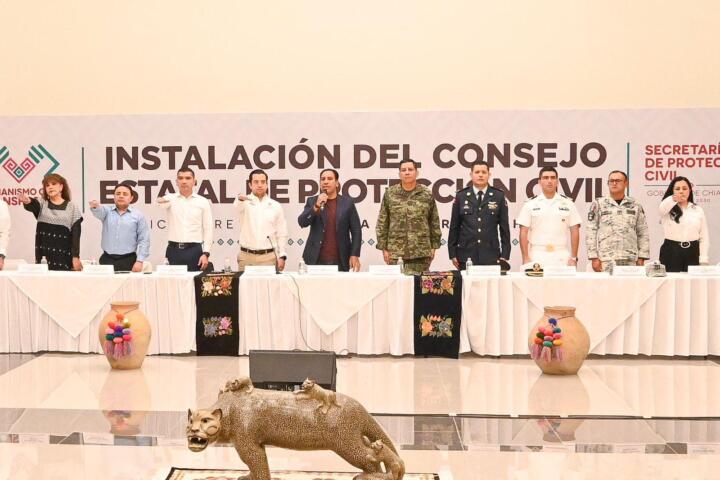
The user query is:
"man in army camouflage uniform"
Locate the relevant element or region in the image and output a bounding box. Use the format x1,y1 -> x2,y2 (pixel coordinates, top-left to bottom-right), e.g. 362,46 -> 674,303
376,159 -> 442,275
586,170 -> 650,272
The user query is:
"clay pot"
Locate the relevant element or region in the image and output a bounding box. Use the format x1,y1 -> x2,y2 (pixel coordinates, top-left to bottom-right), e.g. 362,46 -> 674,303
529,306 -> 589,375
98,301 -> 151,370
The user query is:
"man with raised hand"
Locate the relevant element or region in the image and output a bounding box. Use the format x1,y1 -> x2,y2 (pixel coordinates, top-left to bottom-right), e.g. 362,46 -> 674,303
157,167 -> 213,271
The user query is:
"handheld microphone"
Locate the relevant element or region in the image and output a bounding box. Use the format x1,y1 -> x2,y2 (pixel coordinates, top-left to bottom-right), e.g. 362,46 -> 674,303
319,188 -> 326,211
266,235 -> 280,274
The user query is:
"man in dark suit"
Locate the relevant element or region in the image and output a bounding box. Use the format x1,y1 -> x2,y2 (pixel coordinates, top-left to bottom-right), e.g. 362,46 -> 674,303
448,161 -> 511,269
298,169 -> 362,272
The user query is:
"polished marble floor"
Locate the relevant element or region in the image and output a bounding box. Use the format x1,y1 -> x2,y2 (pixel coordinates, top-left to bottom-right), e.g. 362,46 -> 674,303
1,353 -> 720,479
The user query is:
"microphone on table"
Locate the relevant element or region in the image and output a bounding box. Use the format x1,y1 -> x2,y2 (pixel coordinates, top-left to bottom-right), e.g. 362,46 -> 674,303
267,235 -> 280,274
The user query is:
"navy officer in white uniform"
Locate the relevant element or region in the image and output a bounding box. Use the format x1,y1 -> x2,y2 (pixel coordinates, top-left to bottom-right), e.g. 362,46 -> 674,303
517,167 -> 582,267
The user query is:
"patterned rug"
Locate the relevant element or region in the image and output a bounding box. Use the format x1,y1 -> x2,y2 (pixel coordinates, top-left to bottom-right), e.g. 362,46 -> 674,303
166,468 -> 438,480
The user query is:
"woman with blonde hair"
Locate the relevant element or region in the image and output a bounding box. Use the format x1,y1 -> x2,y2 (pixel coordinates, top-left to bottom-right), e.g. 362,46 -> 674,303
18,173 -> 83,271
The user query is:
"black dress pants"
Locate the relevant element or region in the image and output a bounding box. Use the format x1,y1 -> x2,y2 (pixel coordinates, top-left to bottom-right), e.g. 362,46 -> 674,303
659,239 -> 699,272
99,252 -> 137,272
166,243 -> 203,271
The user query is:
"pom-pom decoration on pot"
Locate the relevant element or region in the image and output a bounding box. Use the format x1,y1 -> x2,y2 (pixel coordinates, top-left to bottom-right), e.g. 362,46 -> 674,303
530,317 -> 564,362
528,306 -> 590,375
102,312 -> 134,359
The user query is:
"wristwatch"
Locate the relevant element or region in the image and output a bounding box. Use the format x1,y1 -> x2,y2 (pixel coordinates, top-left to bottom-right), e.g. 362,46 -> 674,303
570,256 -> 578,261
202,252 -> 210,258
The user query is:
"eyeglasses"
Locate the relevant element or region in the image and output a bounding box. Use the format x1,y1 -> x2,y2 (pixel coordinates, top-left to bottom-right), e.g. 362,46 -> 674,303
607,179 -> 625,184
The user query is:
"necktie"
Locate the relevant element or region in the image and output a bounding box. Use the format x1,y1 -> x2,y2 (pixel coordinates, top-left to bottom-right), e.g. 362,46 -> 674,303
477,190 -> 483,203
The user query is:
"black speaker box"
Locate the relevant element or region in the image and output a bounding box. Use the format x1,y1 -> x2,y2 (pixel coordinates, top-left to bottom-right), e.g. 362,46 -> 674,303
249,350 -> 337,391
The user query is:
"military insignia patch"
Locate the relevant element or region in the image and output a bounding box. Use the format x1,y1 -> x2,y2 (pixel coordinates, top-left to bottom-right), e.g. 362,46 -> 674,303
488,201 -> 498,211
588,203 -> 597,221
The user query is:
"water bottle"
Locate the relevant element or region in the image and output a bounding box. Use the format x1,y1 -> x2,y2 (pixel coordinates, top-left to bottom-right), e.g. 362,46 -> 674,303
298,259 -> 307,275
163,257 -> 169,266
607,259 -> 615,276
224,257 -> 232,273
397,256 -> 404,274
465,257 -> 473,271
40,256 -> 48,266
90,257 -> 97,266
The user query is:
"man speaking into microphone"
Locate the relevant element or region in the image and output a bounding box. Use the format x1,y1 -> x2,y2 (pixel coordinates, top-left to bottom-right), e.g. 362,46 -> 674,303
298,168 -> 362,271
234,169 -> 289,272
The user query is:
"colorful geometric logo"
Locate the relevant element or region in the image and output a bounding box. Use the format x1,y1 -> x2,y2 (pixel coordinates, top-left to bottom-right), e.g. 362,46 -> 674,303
0,144 -> 60,183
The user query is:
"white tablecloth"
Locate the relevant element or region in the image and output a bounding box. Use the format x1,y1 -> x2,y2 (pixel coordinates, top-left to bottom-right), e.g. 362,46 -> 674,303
460,273 -> 720,356
0,273 -> 197,354
238,273 -> 415,355
2,270 -> 717,357
9,273 -> 130,337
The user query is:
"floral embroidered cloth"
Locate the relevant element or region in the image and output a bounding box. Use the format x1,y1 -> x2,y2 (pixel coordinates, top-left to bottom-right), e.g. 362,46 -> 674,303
194,272 -> 241,355
414,271 -> 463,358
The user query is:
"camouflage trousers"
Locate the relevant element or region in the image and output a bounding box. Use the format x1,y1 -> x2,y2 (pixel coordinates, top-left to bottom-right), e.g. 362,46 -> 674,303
399,257 -> 432,276
601,258 -> 636,272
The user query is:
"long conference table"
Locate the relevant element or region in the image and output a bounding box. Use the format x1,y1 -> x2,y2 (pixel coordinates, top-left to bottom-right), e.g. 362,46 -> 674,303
0,271 -> 718,357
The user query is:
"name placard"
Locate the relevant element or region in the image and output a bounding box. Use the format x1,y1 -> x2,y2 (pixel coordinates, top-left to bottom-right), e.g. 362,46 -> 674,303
687,443 -> 720,454
18,433 -> 50,444
369,265 -> 402,275
466,265 -> 501,277
82,432 -> 114,445
242,266 -> 277,276
17,264 -> 49,274
83,264 -> 114,275
155,265 -> 188,275
688,265 -> 720,276
544,266 -> 577,277
612,266 -> 646,277
307,265 -> 339,275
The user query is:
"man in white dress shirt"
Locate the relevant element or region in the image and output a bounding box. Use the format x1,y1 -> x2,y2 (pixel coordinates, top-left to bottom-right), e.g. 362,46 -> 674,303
234,169 -> 288,272
517,167 -> 582,267
157,168 -> 213,271
0,198 -> 10,270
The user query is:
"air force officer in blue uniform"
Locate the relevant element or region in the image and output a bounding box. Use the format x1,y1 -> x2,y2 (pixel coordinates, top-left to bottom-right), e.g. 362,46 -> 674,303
298,169 -> 362,272
448,161 -> 511,269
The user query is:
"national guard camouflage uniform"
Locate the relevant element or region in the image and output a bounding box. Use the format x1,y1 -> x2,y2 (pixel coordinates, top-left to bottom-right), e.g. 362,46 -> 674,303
586,196 -> 650,271
376,183 -> 442,275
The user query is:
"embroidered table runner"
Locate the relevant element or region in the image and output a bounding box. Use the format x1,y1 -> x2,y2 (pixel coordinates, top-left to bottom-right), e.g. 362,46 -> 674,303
413,271 -> 463,358
194,272 -> 241,355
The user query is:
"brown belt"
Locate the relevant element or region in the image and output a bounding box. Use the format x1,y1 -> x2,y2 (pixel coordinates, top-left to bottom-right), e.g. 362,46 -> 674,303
240,246 -> 274,255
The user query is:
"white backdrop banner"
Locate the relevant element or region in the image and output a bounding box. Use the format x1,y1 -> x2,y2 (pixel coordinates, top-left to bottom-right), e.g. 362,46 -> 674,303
0,109 -> 718,270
